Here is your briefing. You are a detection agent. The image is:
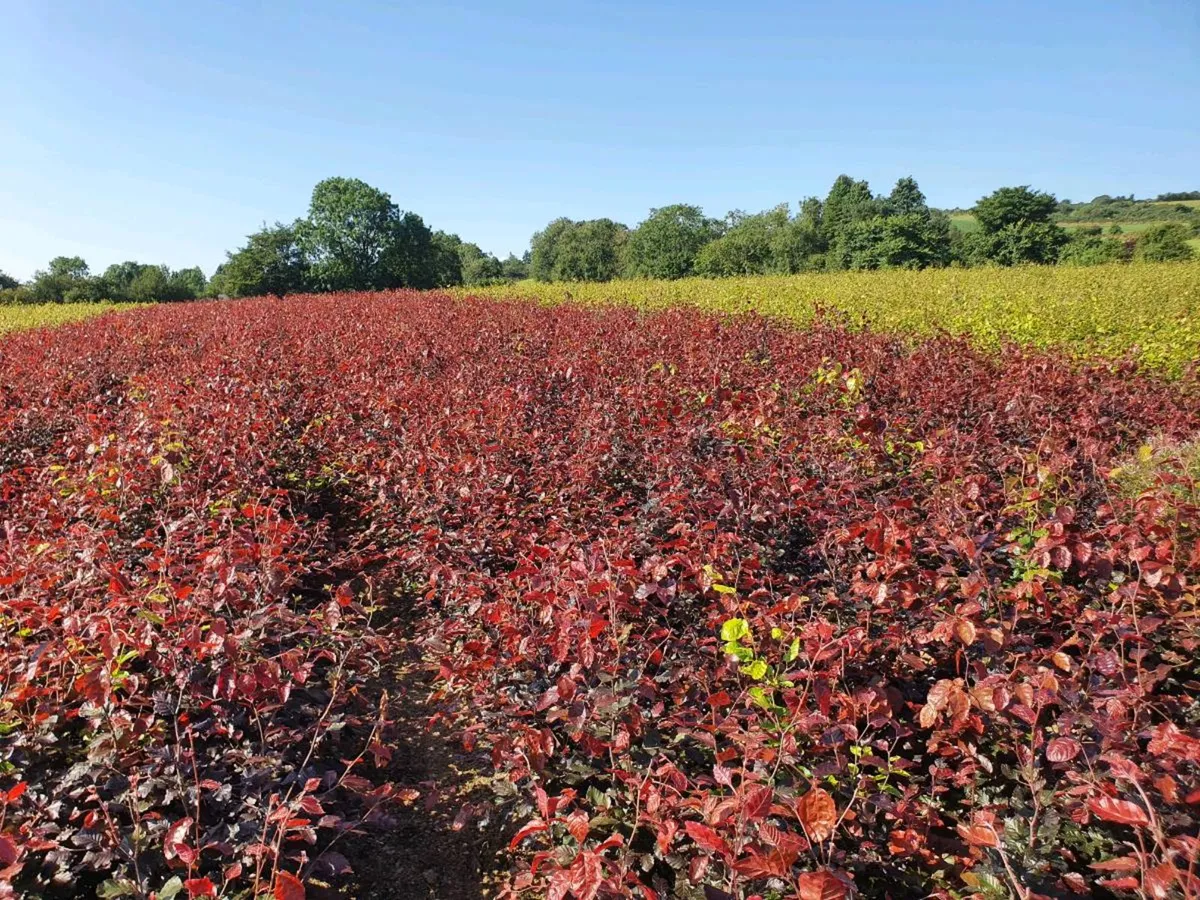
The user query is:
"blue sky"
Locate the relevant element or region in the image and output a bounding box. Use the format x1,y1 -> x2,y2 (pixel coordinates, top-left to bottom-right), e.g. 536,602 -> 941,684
1,0 -> 1197,280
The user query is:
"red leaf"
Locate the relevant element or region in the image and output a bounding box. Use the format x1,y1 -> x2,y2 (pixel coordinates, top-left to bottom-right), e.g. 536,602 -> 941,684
684,821 -> 732,857
5,783 -> 27,804
1046,737 -> 1081,763
273,871 -> 305,900
0,836 -> 19,867
733,849 -> 791,879
956,823 -> 1000,848
163,816 -> 194,861
797,870 -> 849,900
566,850 -> 604,900
1088,796 -> 1150,827
1145,863 -> 1179,900
1098,877 -> 1142,890
1090,857 -> 1140,872
796,788 -> 836,842
707,691 -> 733,710
509,818 -> 548,849
185,878 -> 217,899
742,784 -> 773,821
565,810 -> 590,844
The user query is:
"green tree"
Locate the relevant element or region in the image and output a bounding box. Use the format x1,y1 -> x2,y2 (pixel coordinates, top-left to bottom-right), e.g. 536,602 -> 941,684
99,261 -> 148,301
961,222 -> 1068,266
529,218 -> 628,282
821,176 -> 876,236
128,265 -> 172,303
882,176 -> 929,218
299,176 -> 428,290
1134,223 -> 1196,262
29,256 -> 101,303
0,270 -> 19,291
499,253 -> 529,281
553,219 -> 628,281
972,186 -> 1059,232
1058,233 -> 1128,266
429,231 -> 465,287
457,241 -> 504,286
210,222 -> 309,297
967,186 -> 1068,265
624,204 -> 721,279
820,176 -> 879,270
167,266 -> 207,300
530,218 -> 575,282
840,211 -> 952,270
377,211 -> 437,289
695,206 -> 789,277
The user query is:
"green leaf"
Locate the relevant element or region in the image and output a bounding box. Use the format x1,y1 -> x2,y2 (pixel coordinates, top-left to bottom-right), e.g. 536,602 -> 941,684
748,686 -> 772,709
770,626 -> 783,640
724,642 -> 755,663
137,609 -> 166,626
157,877 -> 184,900
97,880 -> 138,898
712,583 -> 737,595
742,659 -> 769,680
720,618 -> 751,643
785,637 -> 801,662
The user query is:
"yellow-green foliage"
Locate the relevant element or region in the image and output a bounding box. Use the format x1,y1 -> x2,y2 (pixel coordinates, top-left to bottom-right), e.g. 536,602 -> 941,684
0,303 -> 137,336
1111,437 -> 1200,503
459,261 -> 1200,375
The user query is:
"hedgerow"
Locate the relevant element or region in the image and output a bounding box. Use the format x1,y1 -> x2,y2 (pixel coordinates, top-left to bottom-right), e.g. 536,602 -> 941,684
1,294 -> 1199,899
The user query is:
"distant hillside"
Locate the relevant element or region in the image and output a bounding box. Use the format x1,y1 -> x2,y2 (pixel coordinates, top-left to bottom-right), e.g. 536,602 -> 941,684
942,191 -> 1200,224
946,192 -> 1200,255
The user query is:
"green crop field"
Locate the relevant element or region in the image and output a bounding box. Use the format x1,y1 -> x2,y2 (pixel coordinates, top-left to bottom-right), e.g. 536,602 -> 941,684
0,302 -> 138,336
949,213 -> 980,232
952,214 -> 1183,235
1061,220 -> 1155,233
461,260 -> 1200,375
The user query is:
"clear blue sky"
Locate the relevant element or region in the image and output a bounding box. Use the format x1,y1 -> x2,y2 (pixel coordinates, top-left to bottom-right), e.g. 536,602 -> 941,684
2,0 -> 1197,280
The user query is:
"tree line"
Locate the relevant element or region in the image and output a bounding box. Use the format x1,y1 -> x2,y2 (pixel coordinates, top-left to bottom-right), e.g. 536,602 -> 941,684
527,178 -> 1197,283
0,258 -> 208,305
0,176 -> 529,304
2,175 -> 1196,304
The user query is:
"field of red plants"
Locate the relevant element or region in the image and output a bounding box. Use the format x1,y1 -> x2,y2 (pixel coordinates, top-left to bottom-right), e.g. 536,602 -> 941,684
2,293 -> 1199,900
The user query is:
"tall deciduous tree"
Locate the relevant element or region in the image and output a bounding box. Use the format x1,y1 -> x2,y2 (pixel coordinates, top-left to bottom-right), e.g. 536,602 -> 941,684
973,186 -> 1059,232
530,218 -> 576,282
529,218 -> 628,282
429,231 -> 465,287
624,204 -> 721,279
29,256 -> 102,303
553,219 -> 628,282
967,186 -> 1068,265
299,177 -> 436,291
210,222 -> 309,297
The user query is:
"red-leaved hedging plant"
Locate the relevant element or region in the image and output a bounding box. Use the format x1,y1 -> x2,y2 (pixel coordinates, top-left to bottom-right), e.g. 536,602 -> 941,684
1,293 -> 1198,899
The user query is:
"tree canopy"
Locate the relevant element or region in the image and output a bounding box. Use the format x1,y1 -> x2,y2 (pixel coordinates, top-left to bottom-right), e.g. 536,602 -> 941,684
5,175 -> 1195,306
624,205 -> 722,280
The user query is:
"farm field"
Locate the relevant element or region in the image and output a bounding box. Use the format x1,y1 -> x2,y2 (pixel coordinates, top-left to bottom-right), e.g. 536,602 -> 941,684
2,292 -> 1200,900
466,261 -> 1200,375
0,302 -> 137,335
